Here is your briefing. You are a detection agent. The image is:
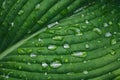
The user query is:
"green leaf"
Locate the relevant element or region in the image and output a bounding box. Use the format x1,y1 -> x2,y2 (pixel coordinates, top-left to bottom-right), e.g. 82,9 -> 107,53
0,0 -> 120,80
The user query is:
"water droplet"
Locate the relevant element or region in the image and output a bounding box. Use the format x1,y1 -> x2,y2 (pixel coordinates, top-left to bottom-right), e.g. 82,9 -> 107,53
85,44 -> 89,49
48,22 -> 59,28
83,60 -> 87,63
66,72 -> 74,75
18,10 -> 24,15
18,66 -> 22,69
104,23 -> 108,27
110,49 -> 116,55
64,58 -> 69,63
44,72 -> 48,75
105,32 -> 112,37
27,62 -> 31,65
50,61 -> 62,68
48,45 -> 57,50
30,53 -> 37,58
93,28 -> 102,34
72,52 -> 87,58
2,1 -> 6,9
83,70 -> 88,74
35,4 -> 40,10
85,20 -> 89,24
75,29 -> 83,36
52,36 -> 63,41
111,39 -> 117,45
5,75 -> 9,78
42,62 -> 48,68
63,44 -> 70,49
11,22 -> 14,27
38,38 -> 42,42
109,21 -> 112,25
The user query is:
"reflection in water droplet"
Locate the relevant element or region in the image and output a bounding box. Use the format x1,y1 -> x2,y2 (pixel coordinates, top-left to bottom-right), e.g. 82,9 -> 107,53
30,53 -> 37,58
42,62 -> 48,68
83,70 -> 88,74
105,32 -> 112,37
52,36 -> 63,41
111,39 -> 117,45
50,61 -> 62,68
72,52 -> 87,58
93,28 -> 102,34
64,44 -> 70,49
48,45 -> 57,50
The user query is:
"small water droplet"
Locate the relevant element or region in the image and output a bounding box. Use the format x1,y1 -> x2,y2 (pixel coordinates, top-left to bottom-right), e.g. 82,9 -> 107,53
48,45 -> 57,50
42,62 -> 48,68
83,60 -> 87,63
30,53 -> 37,58
27,62 -> 31,65
104,23 -> 108,27
48,22 -> 59,28
2,1 -> 6,9
109,21 -> 112,25
110,49 -> 116,55
93,28 -> 102,34
85,44 -> 89,49
50,61 -> 62,68
18,10 -> 24,15
44,72 -> 48,75
35,4 -> 40,10
11,22 -> 14,27
38,38 -> 42,42
5,75 -> 9,78
83,70 -> 88,74
72,52 -> 87,58
52,36 -> 63,41
63,44 -> 70,49
85,20 -> 89,24
18,66 -> 22,69
111,39 -> 117,45
64,58 -> 69,62
105,32 -> 112,37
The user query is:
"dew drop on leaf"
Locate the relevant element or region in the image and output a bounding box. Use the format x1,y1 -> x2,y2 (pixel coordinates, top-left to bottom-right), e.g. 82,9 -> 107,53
110,49 -> 116,55
18,10 -> 24,15
104,23 -> 108,27
63,44 -> 70,49
111,38 -> 117,45
35,4 -> 40,10
48,45 -> 57,50
52,36 -> 63,41
72,52 -> 87,57
85,44 -> 89,49
83,70 -> 88,74
105,32 -> 112,37
50,61 -> 62,68
93,28 -> 102,34
30,53 -> 37,58
42,62 -> 48,68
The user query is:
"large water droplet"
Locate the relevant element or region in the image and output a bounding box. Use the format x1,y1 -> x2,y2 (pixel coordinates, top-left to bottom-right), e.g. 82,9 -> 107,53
72,52 -> 87,58
111,39 -> 117,45
18,10 -> 24,15
48,45 -> 57,50
93,28 -> 102,34
35,4 -> 40,10
50,61 -> 62,68
30,53 -> 37,58
83,70 -> 88,74
105,32 -> 112,37
52,36 -> 63,41
63,44 -> 70,49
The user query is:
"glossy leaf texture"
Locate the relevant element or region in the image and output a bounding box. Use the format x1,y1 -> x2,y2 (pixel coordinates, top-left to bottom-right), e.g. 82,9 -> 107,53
0,0 -> 120,80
